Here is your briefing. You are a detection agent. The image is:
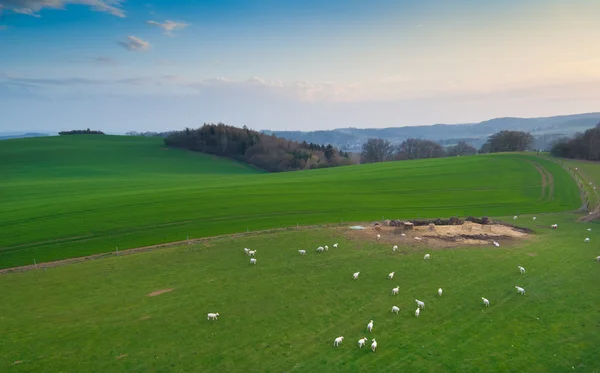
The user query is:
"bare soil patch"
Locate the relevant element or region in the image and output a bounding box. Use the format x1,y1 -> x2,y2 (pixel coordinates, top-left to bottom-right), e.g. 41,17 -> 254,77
147,288 -> 174,297
343,221 -> 531,249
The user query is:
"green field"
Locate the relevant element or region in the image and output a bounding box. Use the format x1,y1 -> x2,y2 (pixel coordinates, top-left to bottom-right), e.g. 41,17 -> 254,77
0,136 -> 581,268
1,135 -> 599,372
1,213 -> 599,372
555,158 -> 600,211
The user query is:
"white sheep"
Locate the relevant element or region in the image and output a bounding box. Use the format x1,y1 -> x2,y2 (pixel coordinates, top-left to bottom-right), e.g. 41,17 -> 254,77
551,224 -> 558,229
415,307 -> 420,317
533,216 -> 537,220
513,216 -> 518,220
585,238 -> 590,242
482,297 -> 490,307
493,241 -> 500,247
424,253 -> 430,260
391,286 -> 399,295
333,243 -> 338,248
250,258 -> 257,265
415,299 -> 425,309
367,320 -> 373,332
298,249 -> 306,255
515,286 -> 525,295
317,246 -> 324,253
358,337 -> 368,348
518,265 -> 526,274
244,248 -> 249,254
248,250 -> 257,256
388,271 -> 395,279
587,228 -> 592,232
415,237 -> 422,241
333,336 -> 344,346
401,233 -> 406,237
324,245 -> 329,251
391,305 -> 400,314
207,312 -> 219,320
596,256 -> 600,262
353,271 -> 360,280
438,288 -> 443,296
371,339 -> 377,352
392,245 -> 398,252
377,234 -> 381,241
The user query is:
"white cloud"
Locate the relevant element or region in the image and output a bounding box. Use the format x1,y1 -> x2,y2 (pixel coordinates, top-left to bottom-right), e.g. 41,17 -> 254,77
118,36 -> 150,52
147,20 -> 189,36
0,0 -> 125,18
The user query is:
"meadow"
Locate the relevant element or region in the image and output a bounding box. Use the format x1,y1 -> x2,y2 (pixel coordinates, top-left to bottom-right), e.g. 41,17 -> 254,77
0,136 -> 581,268
1,213 -> 598,372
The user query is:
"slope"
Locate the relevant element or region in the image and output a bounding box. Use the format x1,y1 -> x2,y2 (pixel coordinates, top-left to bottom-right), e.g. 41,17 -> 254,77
0,136 -> 580,268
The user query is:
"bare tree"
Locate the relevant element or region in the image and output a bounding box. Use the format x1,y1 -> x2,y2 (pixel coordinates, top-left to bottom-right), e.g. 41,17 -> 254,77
360,138 -> 395,163
447,140 -> 477,156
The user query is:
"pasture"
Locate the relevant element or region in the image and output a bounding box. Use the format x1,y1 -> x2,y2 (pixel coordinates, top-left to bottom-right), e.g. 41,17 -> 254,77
0,136 -> 581,268
1,213 -> 599,372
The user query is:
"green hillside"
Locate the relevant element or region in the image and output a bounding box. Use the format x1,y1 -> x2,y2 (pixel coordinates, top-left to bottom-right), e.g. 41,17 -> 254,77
0,136 -> 581,268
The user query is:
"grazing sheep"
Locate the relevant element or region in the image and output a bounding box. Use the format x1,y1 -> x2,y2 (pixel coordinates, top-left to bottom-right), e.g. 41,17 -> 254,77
438,288 -> 443,296
388,271 -> 395,279
518,265 -> 526,274
415,308 -> 420,317
353,272 -> 360,280
551,224 -> 558,229
514,216 -> 518,220
392,305 -> 400,314
515,286 -> 525,295
415,237 -> 422,241
317,246 -> 325,253
424,253 -> 430,260
367,320 -> 374,332
244,248 -> 249,254
587,228 -> 592,232
392,286 -> 399,295
392,245 -> 398,252
596,256 -> 600,262
533,216 -> 537,220
415,299 -> 425,309
371,339 -> 378,352
482,297 -> 490,307
401,233 -> 406,237
333,243 -> 338,248
207,312 -> 219,320
333,336 -> 344,346
377,234 -> 381,241
324,245 -> 329,251
248,250 -> 257,256
493,241 -> 500,247
250,258 -> 257,265
298,249 -> 306,255
358,337 -> 368,348
585,238 -> 590,242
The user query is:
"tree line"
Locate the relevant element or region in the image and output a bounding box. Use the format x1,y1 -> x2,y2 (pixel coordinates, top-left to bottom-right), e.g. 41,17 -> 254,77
164,123 -> 353,172
360,130 -> 535,163
58,129 -> 105,135
550,122 -> 600,161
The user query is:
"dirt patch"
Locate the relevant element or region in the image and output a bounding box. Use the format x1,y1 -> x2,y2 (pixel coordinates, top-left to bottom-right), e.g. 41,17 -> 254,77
13,361 -> 23,365
527,253 -> 538,257
147,288 -> 174,297
116,354 -> 128,360
343,221 -> 530,249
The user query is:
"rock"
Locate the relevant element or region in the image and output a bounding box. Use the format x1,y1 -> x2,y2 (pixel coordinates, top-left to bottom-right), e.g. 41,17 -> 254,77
403,222 -> 414,230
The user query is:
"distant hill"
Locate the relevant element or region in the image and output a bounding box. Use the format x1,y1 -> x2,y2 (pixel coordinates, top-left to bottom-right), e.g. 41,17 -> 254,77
0,132 -> 51,140
264,112 -> 600,151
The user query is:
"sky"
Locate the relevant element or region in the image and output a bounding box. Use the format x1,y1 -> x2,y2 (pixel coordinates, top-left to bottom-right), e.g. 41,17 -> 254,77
0,0 -> 599,133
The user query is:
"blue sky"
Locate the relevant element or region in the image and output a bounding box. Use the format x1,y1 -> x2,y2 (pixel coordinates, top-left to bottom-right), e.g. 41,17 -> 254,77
1,0 -> 599,133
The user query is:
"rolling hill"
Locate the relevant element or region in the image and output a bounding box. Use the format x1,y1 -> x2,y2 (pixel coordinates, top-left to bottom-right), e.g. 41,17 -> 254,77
0,135 -> 581,269
266,112 -> 600,151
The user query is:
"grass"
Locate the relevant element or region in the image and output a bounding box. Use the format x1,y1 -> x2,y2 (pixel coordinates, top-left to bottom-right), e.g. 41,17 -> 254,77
0,136 -> 582,268
554,158 -> 600,210
1,213 -> 599,372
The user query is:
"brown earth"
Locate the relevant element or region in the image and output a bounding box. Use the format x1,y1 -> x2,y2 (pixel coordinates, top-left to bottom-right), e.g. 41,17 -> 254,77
147,288 -> 174,297
343,221 -> 531,249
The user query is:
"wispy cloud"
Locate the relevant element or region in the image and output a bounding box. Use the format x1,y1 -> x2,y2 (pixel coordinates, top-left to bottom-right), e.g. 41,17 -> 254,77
147,20 -> 189,36
0,0 -> 125,18
118,36 -> 151,52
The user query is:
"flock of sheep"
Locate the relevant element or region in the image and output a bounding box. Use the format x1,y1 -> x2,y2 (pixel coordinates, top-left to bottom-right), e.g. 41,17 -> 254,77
205,217 -> 598,352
